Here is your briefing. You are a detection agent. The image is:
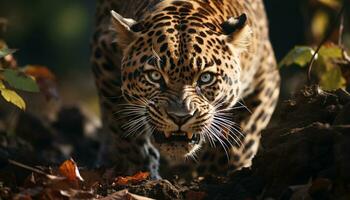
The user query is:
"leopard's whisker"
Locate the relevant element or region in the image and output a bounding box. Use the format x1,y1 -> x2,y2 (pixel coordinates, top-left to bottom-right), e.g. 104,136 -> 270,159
211,121 -> 236,148
207,122 -> 231,160
123,116 -> 151,137
236,101 -> 252,114
212,118 -> 243,146
213,115 -> 245,139
214,105 -> 248,113
202,124 -> 216,148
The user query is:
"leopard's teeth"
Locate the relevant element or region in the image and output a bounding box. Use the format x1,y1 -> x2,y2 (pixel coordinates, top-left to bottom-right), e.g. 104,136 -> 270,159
187,132 -> 194,139
164,132 -> 171,138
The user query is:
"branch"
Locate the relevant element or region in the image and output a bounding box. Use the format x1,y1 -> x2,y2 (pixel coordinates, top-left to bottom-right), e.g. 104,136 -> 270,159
307,5 -> 346,84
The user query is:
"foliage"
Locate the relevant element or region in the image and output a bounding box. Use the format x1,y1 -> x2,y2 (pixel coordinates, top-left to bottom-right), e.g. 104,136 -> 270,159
0,48 -> 16,59
279,43 -> 349,91
0,81 -> 26,110
0,47 -> 35,110
3,69 -> 39,92
279,46 -> 315,67
0,41 -> 57,110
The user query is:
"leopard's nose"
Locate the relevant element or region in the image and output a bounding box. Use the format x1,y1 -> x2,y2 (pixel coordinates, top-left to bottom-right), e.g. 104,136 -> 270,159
167,110 -> 195,126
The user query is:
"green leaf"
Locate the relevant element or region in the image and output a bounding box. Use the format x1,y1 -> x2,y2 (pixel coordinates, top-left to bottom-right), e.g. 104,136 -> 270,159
279,46 -> 315,68
0,81 -> 26,110
319,62 -> 346,91
319,44 -> 343,59
0,48 -> 17,59
2,69 -> 40,92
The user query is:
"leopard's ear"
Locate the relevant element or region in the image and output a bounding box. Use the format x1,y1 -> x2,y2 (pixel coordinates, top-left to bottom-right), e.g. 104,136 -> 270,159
221,14 -> 252,52
111,10 -> 138,49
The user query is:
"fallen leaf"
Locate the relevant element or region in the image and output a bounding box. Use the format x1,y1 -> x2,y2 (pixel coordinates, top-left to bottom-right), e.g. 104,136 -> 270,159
186,191 -> 207,200
59,159 -> 84,182
13,194 -> 34,200
60,189 -> 97,199
289,180 -> 313,200
308,178 -> 332,197
114,172 -> 149,186
100,189 -> 154,200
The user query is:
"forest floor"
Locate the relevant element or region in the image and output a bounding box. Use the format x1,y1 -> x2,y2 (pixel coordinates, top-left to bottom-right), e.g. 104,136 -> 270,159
0,85 -> 350,200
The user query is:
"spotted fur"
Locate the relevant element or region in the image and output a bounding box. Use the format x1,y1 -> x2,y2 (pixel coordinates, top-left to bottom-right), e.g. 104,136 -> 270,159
92,0 -> 280,177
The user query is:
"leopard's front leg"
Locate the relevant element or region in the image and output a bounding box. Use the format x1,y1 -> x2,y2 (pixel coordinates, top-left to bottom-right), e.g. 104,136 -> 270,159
229,43 -> 280,170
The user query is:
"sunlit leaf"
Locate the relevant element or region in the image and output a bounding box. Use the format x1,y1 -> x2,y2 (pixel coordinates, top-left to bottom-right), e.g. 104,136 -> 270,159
59,158 -> 84,182
319,61 -> 346,91
279,46 -> 315,68
0,48 -> 17,59
0,81 -> 26,110
114,171 -> 150,186
319,43 -> 343,59
3,69 -> 40,92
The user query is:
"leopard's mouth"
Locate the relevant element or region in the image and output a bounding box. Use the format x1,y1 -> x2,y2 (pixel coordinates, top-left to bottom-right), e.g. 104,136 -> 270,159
153,131 -> 201,145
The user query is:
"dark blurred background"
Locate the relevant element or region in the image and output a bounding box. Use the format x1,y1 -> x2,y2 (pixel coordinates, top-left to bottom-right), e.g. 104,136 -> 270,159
0,0 -> 348,116
0,0 -> 95,76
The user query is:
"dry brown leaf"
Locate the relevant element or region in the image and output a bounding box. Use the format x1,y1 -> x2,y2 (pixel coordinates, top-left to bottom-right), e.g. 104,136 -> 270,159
186,191 -> 207,200
99,189 -> 154,200
308,178 -> 332,197
58,159 -> 84,182
114,172 -> 149,186
13,194 -> 34,200
59,189 -> 97,199
24,65 -> 58,100
24,65 -> 56,81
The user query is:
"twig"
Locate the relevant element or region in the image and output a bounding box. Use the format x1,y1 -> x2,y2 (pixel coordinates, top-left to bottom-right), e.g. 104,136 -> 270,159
343,50 -> 350,63
338,11 -> 344,46
8,159 -> 65,180
307,5 -> 346,84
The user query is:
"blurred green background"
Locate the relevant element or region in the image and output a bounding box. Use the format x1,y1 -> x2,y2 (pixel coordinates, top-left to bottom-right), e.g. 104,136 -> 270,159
0,0 -> 348,116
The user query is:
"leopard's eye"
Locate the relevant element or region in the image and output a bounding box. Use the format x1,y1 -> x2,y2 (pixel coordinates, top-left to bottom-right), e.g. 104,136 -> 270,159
198,72 -> 216,86
147,70 -> 163,83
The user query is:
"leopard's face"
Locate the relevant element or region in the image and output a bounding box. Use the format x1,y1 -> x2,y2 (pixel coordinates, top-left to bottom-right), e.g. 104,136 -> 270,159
112,3 -> 252,159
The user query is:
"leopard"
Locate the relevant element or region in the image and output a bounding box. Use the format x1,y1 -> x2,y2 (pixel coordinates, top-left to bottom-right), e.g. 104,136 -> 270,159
91,0 -> 280,178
